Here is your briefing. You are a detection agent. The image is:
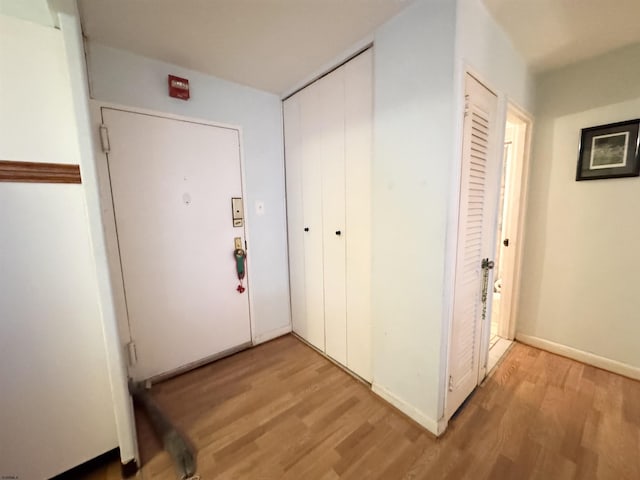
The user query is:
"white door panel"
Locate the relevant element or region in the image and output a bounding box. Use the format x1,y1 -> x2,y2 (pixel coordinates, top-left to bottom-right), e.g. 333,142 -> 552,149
283,49 -> 373,380
283,98 -> 308,342
345,50 -> 373,382
300,88 -> 326,351
446,75 -> 499,418
103,108 -> 251,381
320,71 -> 348,365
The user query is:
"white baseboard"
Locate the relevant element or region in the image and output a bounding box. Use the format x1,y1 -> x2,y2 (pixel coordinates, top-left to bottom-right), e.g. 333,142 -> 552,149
252,324 -> 292,345
515,333 -> 640,381
371,383 -> 447,436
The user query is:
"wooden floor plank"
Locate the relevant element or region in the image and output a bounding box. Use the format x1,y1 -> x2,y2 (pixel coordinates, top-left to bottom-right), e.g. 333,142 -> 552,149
81,335 -> 640,479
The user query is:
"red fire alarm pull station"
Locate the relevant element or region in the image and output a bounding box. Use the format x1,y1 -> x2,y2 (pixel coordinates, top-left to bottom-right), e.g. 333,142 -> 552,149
168,74 -> 190,100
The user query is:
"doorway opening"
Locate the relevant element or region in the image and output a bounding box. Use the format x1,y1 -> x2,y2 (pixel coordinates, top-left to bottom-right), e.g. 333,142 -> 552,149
486,104 -> 532,373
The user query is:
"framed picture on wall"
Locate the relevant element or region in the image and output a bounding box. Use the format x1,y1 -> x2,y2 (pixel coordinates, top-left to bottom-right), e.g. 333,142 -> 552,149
576,119 -> 640,181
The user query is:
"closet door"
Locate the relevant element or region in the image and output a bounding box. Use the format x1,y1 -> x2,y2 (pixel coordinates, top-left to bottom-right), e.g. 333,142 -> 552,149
320,70 -> 347,365
300,86 -> 327,351
345,50 -> 373,381
446,74 -> 499,418
283,96 -> 307,342
283,49 -> 373,377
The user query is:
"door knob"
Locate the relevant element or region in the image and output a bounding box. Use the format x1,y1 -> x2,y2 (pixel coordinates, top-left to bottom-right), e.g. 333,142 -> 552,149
304,227 -> 309,232
503,238 -> 509,247
481,258 -> 495,269
335,230 -> 341,236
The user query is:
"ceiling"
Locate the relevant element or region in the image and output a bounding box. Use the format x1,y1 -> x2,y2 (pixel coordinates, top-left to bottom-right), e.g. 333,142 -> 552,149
484,0 -> 640,73
79,0 -> 409,95
79,0 -> 640,95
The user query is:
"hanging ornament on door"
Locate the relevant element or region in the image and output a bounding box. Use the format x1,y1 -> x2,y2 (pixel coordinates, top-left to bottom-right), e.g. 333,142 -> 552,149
234,247 -> 246,293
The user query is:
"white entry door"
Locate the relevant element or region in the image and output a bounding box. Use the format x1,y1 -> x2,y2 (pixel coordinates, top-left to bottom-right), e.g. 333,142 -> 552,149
446,74 -> 499,418
102,108 -> 252,381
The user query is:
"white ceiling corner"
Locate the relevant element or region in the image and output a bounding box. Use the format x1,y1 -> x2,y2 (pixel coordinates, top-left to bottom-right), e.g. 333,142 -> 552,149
78,0 -> 409,95
483,0 -> 640,73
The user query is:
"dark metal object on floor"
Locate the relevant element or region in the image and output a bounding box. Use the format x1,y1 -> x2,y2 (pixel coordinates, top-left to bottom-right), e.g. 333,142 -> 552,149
129,381 -> 198,479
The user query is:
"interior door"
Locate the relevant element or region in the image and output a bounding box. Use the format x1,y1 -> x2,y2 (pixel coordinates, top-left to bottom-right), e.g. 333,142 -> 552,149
498,115 -> 528,340
446,74 -> 499,418
299,86 -> 327,351
319,70 -> 348,365
283,49 -> 373,378
344,49 -> 373,381
102,108 -> 251,381
283,97 -> 308,345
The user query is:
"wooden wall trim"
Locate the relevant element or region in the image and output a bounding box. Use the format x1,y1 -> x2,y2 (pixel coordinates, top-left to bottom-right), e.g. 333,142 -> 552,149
0,160 -> 82,184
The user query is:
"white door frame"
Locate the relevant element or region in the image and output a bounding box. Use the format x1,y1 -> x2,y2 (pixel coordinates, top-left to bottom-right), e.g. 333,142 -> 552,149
89,101 -> 258,366
476,100 -> 534,382
499,102 -> 534,341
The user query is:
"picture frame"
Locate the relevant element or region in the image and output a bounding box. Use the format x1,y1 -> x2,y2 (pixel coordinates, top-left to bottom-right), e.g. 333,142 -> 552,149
576,119 -> 640,181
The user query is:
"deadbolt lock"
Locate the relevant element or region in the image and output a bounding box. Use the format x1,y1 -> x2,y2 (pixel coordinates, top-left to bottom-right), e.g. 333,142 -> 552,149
231,197 -> 244,227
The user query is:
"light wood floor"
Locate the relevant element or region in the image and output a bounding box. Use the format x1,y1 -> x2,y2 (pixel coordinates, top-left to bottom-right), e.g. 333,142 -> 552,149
85,334 -> 640,479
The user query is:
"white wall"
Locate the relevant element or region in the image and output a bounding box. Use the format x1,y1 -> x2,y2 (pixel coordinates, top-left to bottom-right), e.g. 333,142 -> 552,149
53,0 -> 139,465
370,0 -> 534,433
371,0 -> 457,432
518,43 -> 640,370
0,14 -> 117,478
86,42 -> 291,343
455,0 -> 534,112
438,0 -> 533,417
0,0 -> 55,27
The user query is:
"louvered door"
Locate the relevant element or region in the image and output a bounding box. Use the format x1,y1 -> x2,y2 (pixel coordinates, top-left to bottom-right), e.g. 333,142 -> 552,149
446,74 -> 499,419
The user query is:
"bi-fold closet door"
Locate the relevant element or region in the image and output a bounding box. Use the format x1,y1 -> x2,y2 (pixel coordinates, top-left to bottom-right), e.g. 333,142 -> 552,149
284,49 -> 372,381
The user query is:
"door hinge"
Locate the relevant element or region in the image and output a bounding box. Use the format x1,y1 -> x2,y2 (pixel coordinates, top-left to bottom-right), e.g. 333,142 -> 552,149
126,340 -> 137,366
99,124 -> 111,153
464,94 -> 470,117
448,375 -> 454,392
